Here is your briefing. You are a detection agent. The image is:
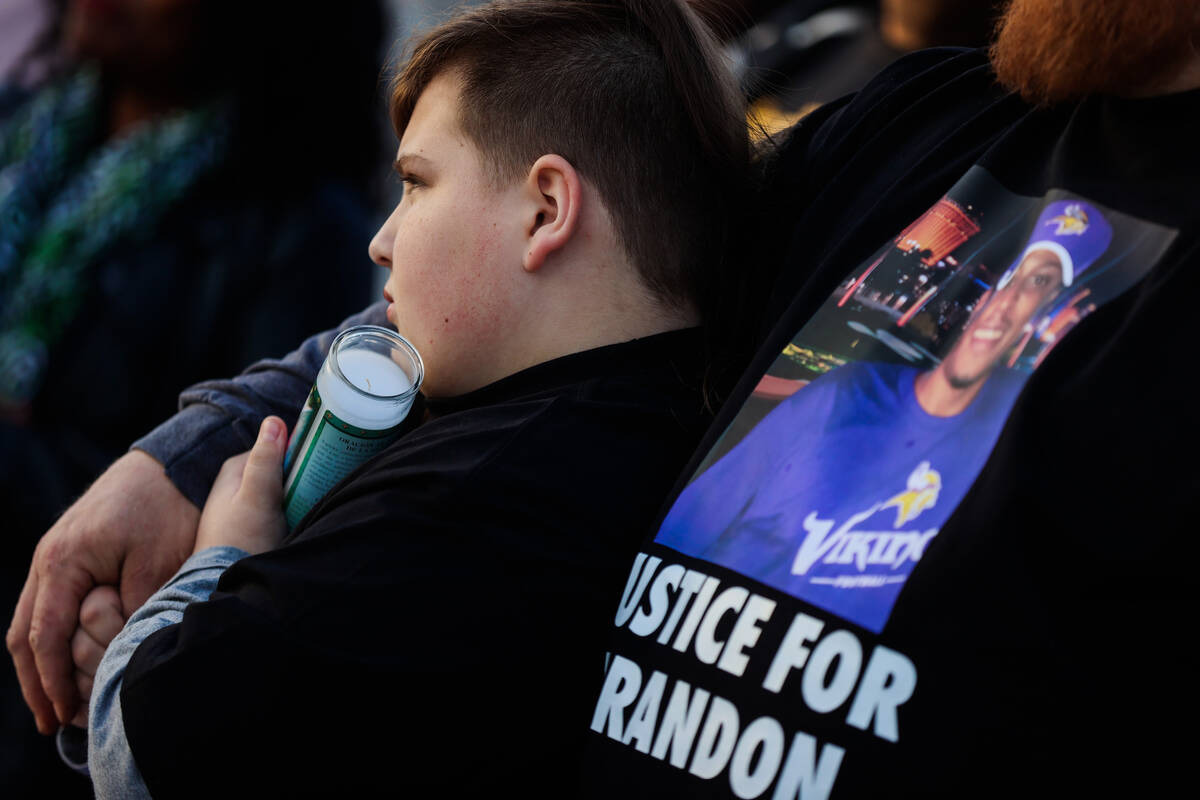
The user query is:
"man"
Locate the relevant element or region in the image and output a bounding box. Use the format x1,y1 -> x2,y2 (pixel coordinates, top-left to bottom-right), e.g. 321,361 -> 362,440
655,199 -> 1116,634
10,1 -> 752,796
582,1 -> 1200,797
913,199 -> 1113,416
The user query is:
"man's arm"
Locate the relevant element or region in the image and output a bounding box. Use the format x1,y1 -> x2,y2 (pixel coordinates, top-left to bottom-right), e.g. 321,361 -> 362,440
6,302 -> 385,733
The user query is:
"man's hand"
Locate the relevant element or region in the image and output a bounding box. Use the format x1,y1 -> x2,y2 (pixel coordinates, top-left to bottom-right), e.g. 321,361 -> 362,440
67,586 -> 125,728
6,451 -> 199,734
194,416 -> 288,556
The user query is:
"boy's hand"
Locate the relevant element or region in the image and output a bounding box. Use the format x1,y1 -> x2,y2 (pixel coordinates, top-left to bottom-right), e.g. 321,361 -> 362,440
194,417 -> 289,556
68,585 -> 125,728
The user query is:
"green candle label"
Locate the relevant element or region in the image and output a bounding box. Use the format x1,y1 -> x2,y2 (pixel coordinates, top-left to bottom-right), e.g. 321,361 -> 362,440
282,398 -> 403,530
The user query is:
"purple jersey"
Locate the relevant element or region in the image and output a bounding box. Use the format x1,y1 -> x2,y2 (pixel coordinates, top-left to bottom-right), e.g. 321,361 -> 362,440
656,360 -> 1026,632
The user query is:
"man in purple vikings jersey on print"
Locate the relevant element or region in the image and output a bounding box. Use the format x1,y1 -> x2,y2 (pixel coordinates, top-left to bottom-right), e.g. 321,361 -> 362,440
656,199 -> 1112,633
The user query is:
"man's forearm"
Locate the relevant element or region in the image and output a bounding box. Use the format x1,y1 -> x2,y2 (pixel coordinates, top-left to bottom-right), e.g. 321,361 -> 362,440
134,302 -> 387,507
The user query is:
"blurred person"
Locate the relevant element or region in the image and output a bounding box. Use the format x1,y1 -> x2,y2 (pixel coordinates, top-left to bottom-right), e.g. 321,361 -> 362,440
0,0 -> 55,93
730,0 -> 1002,132
0,0 -> 386,794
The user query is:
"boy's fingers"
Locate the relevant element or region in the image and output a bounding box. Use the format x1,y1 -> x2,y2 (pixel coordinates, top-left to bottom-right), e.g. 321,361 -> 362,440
74,670 -> 94,712
71,627 -> 106,678
79,586 -> 124,646
210,452 -> 249,499
239,417 -> 287,504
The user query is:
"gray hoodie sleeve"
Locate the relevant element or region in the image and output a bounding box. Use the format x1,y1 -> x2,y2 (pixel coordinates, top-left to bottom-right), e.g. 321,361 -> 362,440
133,302 -> 388,507
88,546 -> 248,800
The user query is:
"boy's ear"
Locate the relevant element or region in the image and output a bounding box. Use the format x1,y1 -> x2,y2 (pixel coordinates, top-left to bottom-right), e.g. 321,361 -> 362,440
522,154 -> 582,273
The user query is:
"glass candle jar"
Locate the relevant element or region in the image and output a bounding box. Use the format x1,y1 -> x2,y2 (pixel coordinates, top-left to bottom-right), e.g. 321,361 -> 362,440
282,325 -> 423,529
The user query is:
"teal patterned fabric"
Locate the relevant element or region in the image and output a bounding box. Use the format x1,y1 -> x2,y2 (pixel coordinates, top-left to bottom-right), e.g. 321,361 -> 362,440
0,67 -> 229,404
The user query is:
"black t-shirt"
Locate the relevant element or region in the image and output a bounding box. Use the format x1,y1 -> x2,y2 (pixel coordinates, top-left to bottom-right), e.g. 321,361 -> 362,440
582,49 -> 1199,798
118,329 -> 711,798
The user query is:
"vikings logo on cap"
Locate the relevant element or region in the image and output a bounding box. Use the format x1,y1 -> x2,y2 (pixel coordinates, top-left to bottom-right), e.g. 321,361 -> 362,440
997,199 -> 1113,289
1047,203 -> 1089,236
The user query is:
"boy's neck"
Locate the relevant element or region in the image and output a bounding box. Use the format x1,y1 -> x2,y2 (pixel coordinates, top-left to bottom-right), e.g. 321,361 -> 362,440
504,272 -> 698,385
430,254 -> 697,400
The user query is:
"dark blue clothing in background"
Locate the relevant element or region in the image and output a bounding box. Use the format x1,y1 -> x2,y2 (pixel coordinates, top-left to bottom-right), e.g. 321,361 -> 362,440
0,151 -> 376,800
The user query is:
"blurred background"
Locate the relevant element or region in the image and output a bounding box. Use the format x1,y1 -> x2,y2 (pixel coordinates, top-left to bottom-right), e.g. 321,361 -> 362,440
0,0 -> 1001,795
1,0 -> 399,794
716,0 -> 1002,133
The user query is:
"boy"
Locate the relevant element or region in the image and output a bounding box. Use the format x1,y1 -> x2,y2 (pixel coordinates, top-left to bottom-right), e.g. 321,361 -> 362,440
72,1 -> 753,797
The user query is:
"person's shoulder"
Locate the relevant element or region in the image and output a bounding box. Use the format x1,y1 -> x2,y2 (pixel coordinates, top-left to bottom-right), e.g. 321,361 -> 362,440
763,46 -> 1022,233
295,334 -> 712,536
389,363 -> 703,491
446,330 -> 712,455
294,381 -> 699,548
282,397 -> 556,545
377,394 -> 563,485
312,389 -> 593,511
855,46 -> 994,102
432,368 -> 704,483
826,46 -> 999,125
785,46 -> 1005,150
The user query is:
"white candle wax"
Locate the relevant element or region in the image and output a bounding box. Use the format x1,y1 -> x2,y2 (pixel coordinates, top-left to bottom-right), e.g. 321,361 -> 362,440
321,348 -> 414,428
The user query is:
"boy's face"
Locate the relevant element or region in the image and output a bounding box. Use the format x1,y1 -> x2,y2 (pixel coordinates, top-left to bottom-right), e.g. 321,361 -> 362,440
369,71 -> 529,398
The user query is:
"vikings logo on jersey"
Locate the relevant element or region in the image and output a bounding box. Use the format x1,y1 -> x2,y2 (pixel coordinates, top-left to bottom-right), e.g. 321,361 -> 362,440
1046,203 -> 1090,235
791,462 -> 943,578
880,461 -> 942,528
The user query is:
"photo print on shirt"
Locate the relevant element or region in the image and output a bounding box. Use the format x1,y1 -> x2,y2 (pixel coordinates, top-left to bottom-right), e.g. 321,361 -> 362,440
655,166 -> 1176,633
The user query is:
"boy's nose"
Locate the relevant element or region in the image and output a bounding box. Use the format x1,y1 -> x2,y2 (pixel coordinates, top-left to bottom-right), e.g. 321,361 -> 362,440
368,227 -> 392,267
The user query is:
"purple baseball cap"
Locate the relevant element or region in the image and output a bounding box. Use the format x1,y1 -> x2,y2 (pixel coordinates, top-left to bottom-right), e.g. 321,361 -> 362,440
997,199 -> 1113,289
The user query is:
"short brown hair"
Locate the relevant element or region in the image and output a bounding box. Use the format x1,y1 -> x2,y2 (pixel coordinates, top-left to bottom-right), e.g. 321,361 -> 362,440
390,0 -> 750,317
